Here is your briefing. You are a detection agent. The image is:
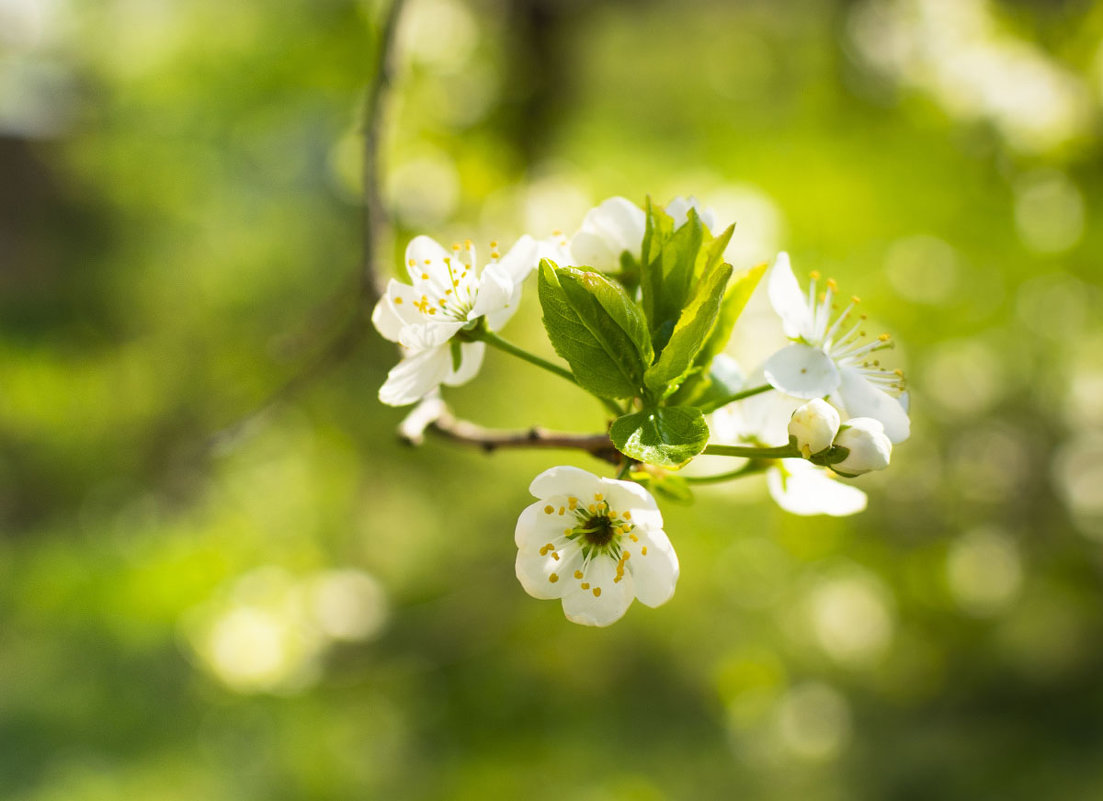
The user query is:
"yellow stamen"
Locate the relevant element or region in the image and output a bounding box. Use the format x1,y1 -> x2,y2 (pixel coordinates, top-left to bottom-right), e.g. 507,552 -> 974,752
574,570 -> 583,580
592,587 -> 601,597
544,505 -> 554,514
549,573 -> 558,583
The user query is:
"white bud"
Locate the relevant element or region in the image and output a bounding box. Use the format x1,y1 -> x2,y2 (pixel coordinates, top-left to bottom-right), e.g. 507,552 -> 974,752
832,418 -> 892,476
789,399 -> 841,458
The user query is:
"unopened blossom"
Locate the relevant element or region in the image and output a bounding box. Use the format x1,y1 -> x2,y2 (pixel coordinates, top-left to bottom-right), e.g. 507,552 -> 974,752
763,253 -> 910,443
565,195 -> 717,272
788,399 -> 840,458
372,234 -> 538,406
515,466 -> 679,627
832,418 -> 892,476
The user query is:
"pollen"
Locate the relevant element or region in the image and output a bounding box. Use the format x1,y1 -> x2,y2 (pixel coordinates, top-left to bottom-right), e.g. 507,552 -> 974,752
879,333 -> 891,342
641,546 -> 648,555
568,497 -> 578,510
580,582 -> 590,590
594,493 -> 604,501
851,295 -> 861,304
827,278 -> 838,292
423,259 -> 431,265
810,270 -> 821,280
490,240 -> 498,248
549,573 -> 559,583
622,511 -> 631,520
588,504 -> 597,514
563,528 -> 572,536
394,297 -> 403,304
421,272 -> 429,280
592,587 -> 601,597
407,259 -> 415,266
574,570 -> 584,580
629,533 -> 639,542
558,507 -> 565,515
544,505 -> 554,514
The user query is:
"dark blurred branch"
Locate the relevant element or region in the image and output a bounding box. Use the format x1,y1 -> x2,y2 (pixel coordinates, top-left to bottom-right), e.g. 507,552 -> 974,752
207,0 -> 406,451
399,399 -> 621,465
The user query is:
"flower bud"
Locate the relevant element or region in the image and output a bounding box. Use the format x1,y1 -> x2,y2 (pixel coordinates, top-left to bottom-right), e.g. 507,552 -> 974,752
832,418 -> 892,476
788,399 -> 840,458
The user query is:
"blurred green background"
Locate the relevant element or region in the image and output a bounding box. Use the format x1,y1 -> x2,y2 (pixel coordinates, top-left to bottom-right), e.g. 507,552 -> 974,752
3,0 -> 1103,798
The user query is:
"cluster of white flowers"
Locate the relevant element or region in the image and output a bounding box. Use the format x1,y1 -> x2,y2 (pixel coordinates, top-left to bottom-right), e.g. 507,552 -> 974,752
373,195 -> 911,626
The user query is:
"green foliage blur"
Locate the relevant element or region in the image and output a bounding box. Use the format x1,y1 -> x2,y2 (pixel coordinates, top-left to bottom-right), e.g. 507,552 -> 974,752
3,0 -> 1103,798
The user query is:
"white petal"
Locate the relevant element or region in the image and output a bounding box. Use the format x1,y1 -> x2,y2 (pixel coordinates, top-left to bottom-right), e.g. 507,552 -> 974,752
516,547 -> 567,600
767,252 -> 813,338
378,346 -> 452,407
483,284 -> 523,331
494,234 -> 540,284
837,367 -> 911,444
568,230 -> 620,271
515,501 -> 563,549
665,195 -> 716,233
441,341 -> 484,387
764,343 -> 840,399
626,529 -> 678,608
404,235 -> 452,283
371,296 -> 405,343
471,263 -> 515,320
528,465 -> 603,499
561,556 -> 634,627
766,460 -> 867,516
397,320 -> 466,350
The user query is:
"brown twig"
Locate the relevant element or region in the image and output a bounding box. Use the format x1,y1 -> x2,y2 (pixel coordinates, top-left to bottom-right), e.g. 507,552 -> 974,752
398,399 -> 621,465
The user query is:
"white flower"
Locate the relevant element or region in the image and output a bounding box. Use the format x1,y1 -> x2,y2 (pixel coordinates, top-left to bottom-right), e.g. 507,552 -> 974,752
788,399 -> 840,458
515,466 -> 679,627
767,459 -> 868,517
763,253 -> 911,443
565,195 -> 717,272
372,234 -> 538,406
832,418 -> 892,476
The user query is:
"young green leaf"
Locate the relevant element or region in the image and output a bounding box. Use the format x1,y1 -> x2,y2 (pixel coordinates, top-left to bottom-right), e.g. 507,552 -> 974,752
609,406 -> 710,467
640,205 -> 704,351
538,260 -> 652,400
644,261 -> 733,398
667,262 -> 767,406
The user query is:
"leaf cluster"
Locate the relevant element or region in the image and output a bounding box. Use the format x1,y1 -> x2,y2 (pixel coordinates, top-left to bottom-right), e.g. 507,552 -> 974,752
539,200 -> 765,467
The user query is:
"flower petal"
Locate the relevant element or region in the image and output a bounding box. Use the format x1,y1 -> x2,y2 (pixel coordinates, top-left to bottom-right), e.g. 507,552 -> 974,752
763,343 -> 840,399
516,547 -> 567,601
767,252 -> 813,338
626,529 -> 679,608
471,262 -> 515,322
494,234 -> 540,284
561,556 -> 634,627
441,341 -> 484,387
397,320 -> 466,351
766,460 -> 867,516
378,346 -> 451,407
528,466 -> 603,499
404,235 -> 452,284
665,195 -> 716,232
569,196 -> 645,270
836,366 -> 911,444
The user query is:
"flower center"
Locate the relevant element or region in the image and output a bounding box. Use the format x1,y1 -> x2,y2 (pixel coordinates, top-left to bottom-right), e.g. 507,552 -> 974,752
579,514 -> 616,547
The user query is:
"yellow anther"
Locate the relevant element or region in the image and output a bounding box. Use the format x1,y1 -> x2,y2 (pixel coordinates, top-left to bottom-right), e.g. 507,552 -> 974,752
851,295 -> 861,304
490,240 -> 498,248
549,573 -> 559,583
592,587 -> 601,597
421,272 -> 429,280
810,270 -> 821,280
594,493 -> 603,501
622,551 -> 630,560
551,552 -> 559,561
445,289 -> 453,295
630,534 -> 639,542
860,313 -> 868,320
580,582 -> 590,590
588,504 -> 597,514
622,511 -> 631,520
879,333 -> 891,342
894,369 -> 905,377
407,258 -> 415,266
464,239 -> 472,248
558,507 -> 565,515
394,297 -> 403,304
563,528 -> 572,536
544,505 -> 554,514
553,229 -> 563,236
423,259 -> 431,265
568,497 -> 578,509
574,570 -> 583,580
614,576 -> 622,583
438,299 -> 447,307
827,278 -> 838,292
641,546 -> 648,555
427,308 -> 436,315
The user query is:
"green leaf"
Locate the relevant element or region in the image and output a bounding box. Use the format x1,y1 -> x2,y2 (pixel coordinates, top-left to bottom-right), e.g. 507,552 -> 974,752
639,202 -> 704,351
630,471 -> 695,505
668,261 -> 767,406
644,261 -> 733,398
538,260 -> 652,400
610,406 -> 710,467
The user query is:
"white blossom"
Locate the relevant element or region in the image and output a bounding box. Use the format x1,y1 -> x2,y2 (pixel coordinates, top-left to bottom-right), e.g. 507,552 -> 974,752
767,459 -> 868,517
515,466 -> 679,627
832,418 -> 892,476
763,253 -> 910,443
372,234 -> 538,406
788,398 -> 840,458
565,195 -> 717,272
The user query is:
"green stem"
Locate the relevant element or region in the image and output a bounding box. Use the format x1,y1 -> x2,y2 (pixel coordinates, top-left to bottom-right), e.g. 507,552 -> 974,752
615,460 -> 633,480
476,330 -> 623,417
683,461 -> 769,485
700,383 -> 772,412
703,443 -> 798,459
